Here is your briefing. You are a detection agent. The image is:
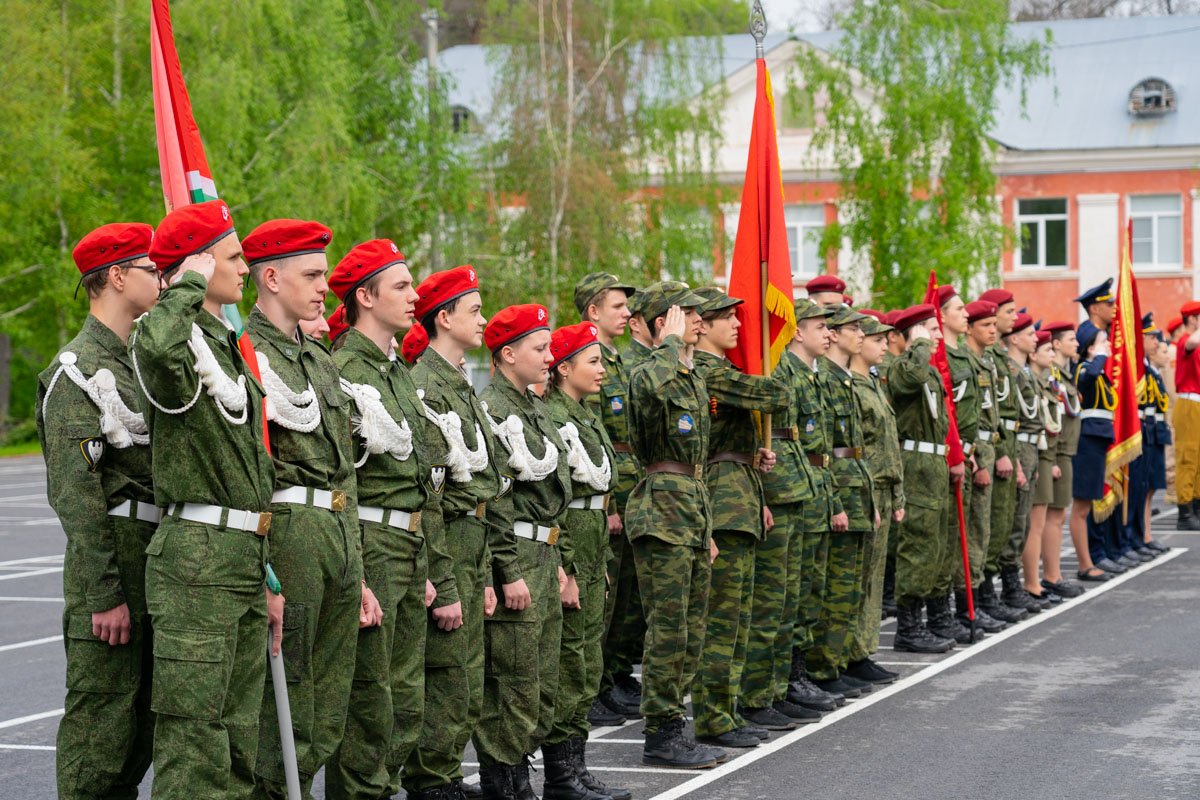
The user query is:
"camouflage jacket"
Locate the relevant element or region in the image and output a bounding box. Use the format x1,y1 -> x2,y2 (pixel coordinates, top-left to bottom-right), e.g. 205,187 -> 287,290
585,342 -> 641,507
626,336 -> 712,547
547,386 -> 616,574
971,346 -> 1000,436
1014,361 -> 1041,436
761,351 -> 819,507
621,337 -> 654,372
988,343 -> 1020,453
1051,364 -> 1081,457
335,327 -> 456,607
852,369 -> 905,509
693,349 -> 789,539
945,342 -> 981,450
37,315 -> 155,612
129,270 -> 275,511
817,356 -> 874,531
794,352 -> 843,520
887,338 -> 950,448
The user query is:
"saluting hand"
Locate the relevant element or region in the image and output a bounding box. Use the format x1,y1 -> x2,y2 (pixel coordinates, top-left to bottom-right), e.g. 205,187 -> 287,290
659,306 -> 687,342
175,251 -> 216,285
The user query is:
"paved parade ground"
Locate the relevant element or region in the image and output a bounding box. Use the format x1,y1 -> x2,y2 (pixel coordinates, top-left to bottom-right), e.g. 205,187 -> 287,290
1,453 -> 1197,799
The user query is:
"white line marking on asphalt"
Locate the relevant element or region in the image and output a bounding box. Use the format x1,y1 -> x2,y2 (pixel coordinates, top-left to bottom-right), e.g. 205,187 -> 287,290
0,635 -> 63,654
0,596 -> 63,602
588,738 -> 647,744
0,556 -> 61,568
0,482 -> 49,491
0,709 -> 64,730
0,567 -> 63,582
645,547 -> 1187,800
17,519 -> 60,527
0,494 -> 52,504
0,743 -> 55,751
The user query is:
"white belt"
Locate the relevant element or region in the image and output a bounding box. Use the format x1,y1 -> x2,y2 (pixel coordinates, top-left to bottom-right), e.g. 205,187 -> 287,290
1179,393 -> 1200,402
358,505 -> 422,532
568,494 -> 609,511
167,503 -> 270,535
1016,432 -> 1039,444
514,521 -> 560,545
1142,409 -> 1158,420
961,441 -> 975,457
107,499 -> 164,525
1003,419 -> 1018,432
270,486 -> 348,512
1079,409 -> 1113,421
465,502 -> 486,518
977,430 -> 995,442
903,440 -> 947,456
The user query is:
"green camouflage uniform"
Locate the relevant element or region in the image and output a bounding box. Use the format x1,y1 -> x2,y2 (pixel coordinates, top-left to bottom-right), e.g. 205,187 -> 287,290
847,368 -> 904,661
880,351 -> 900,565
327,328 -> 450,800
130,271 -> 275,800
967,346 -> 1000,588
547,386 -> 617,743
245,310 -> 363,799
887,339 -> 951,606
1004,362 -> 1042,568
37,315 -> 157,800
625,335 -> 712,733
403,349 -> 503,794
987,344 -> 1020,575
941,342 -> 980,595
691,350 -> 788,736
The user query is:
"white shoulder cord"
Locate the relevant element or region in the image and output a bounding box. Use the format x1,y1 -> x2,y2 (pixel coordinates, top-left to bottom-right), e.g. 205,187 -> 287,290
1042,393 -> 1063,436
42,353 -> 149,448
953,379 -> 968,403
922,381 -> 939,420
1016,378 -> 1040,420
255,351 -> 320,433
339,378 -> 413,467
417,389 -> 490,482
130,323 -> 247,425
557,421 -> 611,492
994,372 -> 1011,402
483,402 -> 559,481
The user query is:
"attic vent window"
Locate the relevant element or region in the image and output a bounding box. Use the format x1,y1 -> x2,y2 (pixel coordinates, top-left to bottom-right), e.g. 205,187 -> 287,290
1128,78 -> 1177,116
451,105 -> 474,134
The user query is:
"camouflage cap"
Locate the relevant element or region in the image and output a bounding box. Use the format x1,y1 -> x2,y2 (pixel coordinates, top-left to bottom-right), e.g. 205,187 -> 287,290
573,271 -> 637,316
639,280 -> 706,321
693,286 -> 743,315
861,316 -> 894,336
794,297 -> 836,321
627,289 -> 648,316
828,305 -> 870,328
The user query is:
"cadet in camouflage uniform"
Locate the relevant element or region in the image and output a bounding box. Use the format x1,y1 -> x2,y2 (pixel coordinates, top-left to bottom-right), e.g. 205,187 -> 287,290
403,266 -> 504,800
886,305 -> 956,654
239,220 -> 363,799
688,288 -> 793,746
132,200 -> 278,799
844,312 -> 904,683
625,282 -> 725,769
573,273 -> 644,722
325,241 -> 458,799
38,223 -> 162,800
545,321 -> 630,800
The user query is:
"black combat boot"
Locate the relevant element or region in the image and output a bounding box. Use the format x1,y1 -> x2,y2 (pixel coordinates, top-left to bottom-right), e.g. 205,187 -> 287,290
412,784 -> 463,800
786,648 -> 841,710
480,765 -> 520,800
586,698 -> 625,727
881,557 -> 897,618
513,756 -> 539,800
893,599 -> 954,653
570,736 -> 630,800
955,589 -> 1006,633
977,575 -> 1028,623
542,741 -> 610,800
927,593 -> 981,645
643,717 -> 720,769
1000,568 -> 1041,614
1178,504 -> 1200,530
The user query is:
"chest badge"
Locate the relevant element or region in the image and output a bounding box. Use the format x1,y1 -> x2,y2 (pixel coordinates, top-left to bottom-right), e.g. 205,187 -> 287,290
677,414 -> 694,435
430,465 -> 446,494
610,396 -> 624,415
498,474 -> 514,497
79,437 -> 105,473
805,419 -> 815,435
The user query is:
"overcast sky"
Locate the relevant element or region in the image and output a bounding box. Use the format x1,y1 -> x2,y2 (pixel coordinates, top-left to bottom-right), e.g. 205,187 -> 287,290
761,0 -> 827,32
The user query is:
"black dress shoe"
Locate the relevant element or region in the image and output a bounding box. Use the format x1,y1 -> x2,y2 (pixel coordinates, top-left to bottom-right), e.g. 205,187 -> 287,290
697,728 -> 761,748
1042,578 -> 1083,598
843,658 -> 898,684
1077,567 -> 1111,582
786,675 -> 841,711
1095,558 -> 1127,574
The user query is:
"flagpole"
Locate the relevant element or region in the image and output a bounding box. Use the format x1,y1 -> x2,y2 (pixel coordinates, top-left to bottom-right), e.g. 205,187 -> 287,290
751,1 -> 773,456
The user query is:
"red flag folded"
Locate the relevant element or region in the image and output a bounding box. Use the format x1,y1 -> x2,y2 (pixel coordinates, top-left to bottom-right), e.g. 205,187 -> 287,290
923,273 -> 965,468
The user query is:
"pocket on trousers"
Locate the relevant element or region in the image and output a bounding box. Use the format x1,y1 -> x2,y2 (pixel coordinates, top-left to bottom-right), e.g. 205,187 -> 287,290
353,622 -> 389,683
280,602 -> 308,684
425,621 -> 467,669
64,613 -> 136,693
151,628 -> 227,720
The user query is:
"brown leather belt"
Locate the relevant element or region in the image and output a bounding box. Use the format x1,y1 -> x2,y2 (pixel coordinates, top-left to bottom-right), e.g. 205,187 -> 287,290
708,451 -> 754,466
611,442 -> 634,454
806,453 -> 830,468
771,426 -> 799,441
644,460 -> 703,480
831,447 -> 862,459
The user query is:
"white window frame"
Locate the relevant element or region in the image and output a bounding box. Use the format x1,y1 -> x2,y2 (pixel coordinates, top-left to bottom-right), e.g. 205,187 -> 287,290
786,204 -> 826,282
1014,197 -> 1069,270
1129,193 -> 1183,270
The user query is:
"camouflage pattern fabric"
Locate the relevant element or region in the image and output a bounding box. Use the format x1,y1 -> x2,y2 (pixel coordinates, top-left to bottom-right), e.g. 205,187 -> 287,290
987,344 -> 1021,575
692,530 -> 756,736
741,501 -> 804,708
807,532 -> 865,681
964,441 -> 995,588
848,490 -> 892,661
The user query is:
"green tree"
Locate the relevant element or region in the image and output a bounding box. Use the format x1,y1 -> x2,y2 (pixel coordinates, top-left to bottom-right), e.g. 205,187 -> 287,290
793,0 -> 1050,307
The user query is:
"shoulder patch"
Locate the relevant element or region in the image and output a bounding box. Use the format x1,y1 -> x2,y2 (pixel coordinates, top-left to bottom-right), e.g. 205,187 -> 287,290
677,413 -> 694,435
609,395 -> 624,415
497,474 -> 514,498
429,465 -> 447,494
79,437 -> 105,472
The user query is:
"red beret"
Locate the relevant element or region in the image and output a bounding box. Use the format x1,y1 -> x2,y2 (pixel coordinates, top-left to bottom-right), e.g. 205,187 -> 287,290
415,265 -> 480,322
1035,330 -> 1053,348
965,300 -> 997,324
401,324 -> 429,364
326,304 -> 348,343
1041,320 -> 1075,335
550,322 -> 599,368
882,310 -> 901,327
936,285 -> 958,307
978,288 -> 1015,307
806,275 -> 846,295
1181,301 -> 1200,319
1167,315 -> 1184,334
485,304 -> 550,352
150,199 -> 236,272
859,308 -> 885,323
73,222 -> 155,276
329,239 -> 406,301
894,304 -> 937,333
243,219 -> 332,266
842,293 -> 854,306
1008,312 -> 1034,334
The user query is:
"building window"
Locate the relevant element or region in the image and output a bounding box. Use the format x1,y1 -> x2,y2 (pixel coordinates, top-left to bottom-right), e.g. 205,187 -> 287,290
786,204 -> 825,280
1130,194 -> 1182,268
1016,198 -> 1068,269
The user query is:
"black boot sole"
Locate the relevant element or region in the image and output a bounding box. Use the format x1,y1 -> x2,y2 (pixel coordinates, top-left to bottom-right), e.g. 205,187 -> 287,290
642,755 -> 719,769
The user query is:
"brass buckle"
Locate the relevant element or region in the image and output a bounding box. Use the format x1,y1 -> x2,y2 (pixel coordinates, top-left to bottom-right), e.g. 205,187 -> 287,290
408,510 -> 423,532
821,455 -> 830,469
256,512 -> 273,537
603,494 -> 611,513
475,502 -> 487,517
331,490 -> 347,512
791,425 -> 799,440
693,464 -> 703,480
546,526 -> 560,546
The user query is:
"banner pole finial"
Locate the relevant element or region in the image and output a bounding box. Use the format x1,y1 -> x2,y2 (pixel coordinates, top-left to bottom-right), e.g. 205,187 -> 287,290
751,0 -> 767,58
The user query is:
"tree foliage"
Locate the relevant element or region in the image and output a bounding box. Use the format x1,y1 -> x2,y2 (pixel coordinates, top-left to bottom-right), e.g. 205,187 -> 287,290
794,0 -> 1050,307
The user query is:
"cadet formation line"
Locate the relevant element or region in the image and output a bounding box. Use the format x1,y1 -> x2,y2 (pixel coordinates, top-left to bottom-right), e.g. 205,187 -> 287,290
36,201 -> 1193,800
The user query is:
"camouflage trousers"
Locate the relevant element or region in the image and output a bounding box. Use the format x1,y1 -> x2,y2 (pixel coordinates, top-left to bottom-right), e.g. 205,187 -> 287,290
740,502 -> 802,709
937,466 -> 971,596
793,509 -> 832,655
632,536 -> 711,734
326,522 -> 427,800
847,488 -> 893,662
1000,441 -> 1041,570
600,529 -> 644,693
895,450 -> 950,606
962,442 -> 995,589
987,438 -> 1019,575
403,515 -> 487,794
692,530 -> 756,736
144,517 -> 268,800
57,516 -> 156,800
474,538 -> 563,766
253,505 -> 362,799
807,532 -> 865,681
548,508 -> 609,744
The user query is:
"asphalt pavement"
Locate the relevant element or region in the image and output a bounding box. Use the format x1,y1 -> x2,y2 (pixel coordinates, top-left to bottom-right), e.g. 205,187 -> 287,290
2,452 -> 1197,799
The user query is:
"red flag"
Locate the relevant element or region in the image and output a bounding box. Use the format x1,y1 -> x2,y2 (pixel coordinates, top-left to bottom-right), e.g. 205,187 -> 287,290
922,273 -> 965,468
727,58 -> 796,375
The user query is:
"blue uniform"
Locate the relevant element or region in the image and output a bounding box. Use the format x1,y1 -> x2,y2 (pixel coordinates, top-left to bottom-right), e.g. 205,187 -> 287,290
1072,354 -> 1121,563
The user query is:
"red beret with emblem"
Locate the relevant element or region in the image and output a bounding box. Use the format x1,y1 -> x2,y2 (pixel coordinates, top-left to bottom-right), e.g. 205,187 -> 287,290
485,304 -> 550,352
965,300 -> 997,324
978,288 -> 1015,307
1036,330 -> 1052,348
414,265 -> 480,322
243,219 -> 332,267
73,222 -> 155,276
326,304 -> 348,343
1008,312 -> 1034,334
401,324 -> 429,364
550,322 -> 600,368
936,284 -> 957,307
893,303 -> 937,333
805,275 -> 846,295
329,239 -> 406,302
1167,315 -> 1184,334
1041,320 -> 1075,336
149,199 -> 236,272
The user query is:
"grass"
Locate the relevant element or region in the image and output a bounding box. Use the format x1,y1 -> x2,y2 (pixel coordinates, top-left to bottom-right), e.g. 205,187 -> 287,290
0,441 -> 41,458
